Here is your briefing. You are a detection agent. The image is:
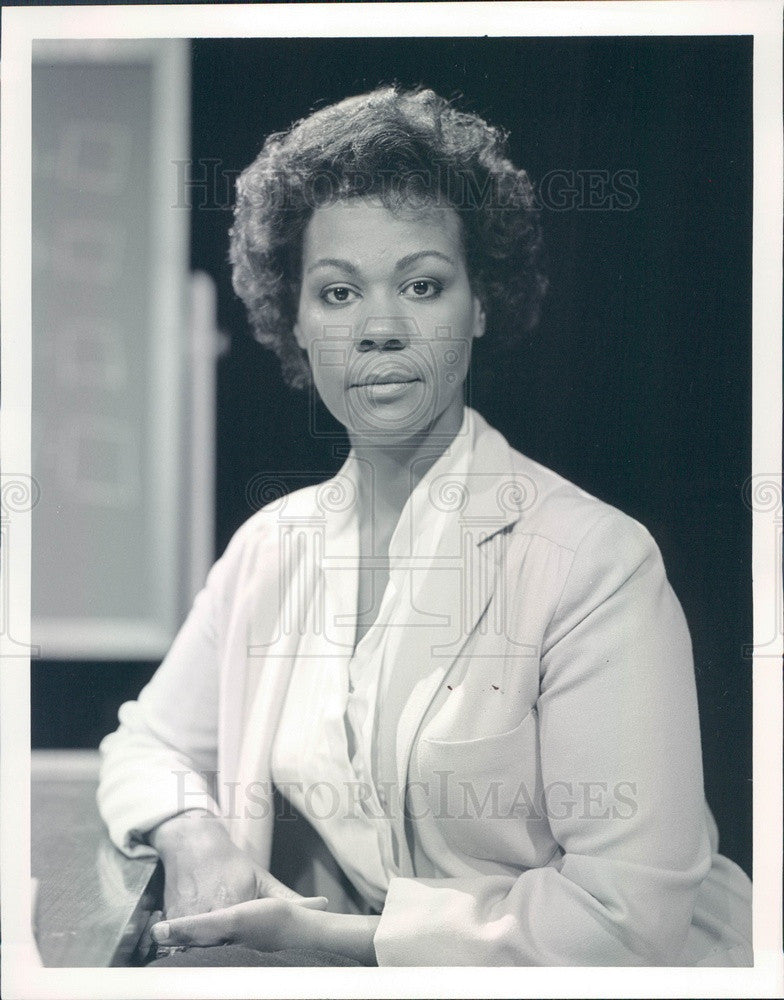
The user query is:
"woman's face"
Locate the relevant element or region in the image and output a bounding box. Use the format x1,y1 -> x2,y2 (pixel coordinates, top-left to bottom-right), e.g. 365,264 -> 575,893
293,197 -> 485,444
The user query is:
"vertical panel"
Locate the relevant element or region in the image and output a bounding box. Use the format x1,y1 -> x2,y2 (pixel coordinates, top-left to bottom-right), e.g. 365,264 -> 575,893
31,40 -> 192,657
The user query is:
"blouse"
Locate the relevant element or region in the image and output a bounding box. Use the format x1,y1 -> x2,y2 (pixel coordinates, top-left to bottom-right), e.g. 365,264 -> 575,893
270,405 -> 474,909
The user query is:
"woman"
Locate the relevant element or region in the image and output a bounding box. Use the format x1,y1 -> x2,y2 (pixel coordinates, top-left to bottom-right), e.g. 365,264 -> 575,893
97,85 -> 752,966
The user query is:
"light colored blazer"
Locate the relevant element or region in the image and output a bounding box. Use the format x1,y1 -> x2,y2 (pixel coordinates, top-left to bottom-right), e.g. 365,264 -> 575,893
97,409 -> 752,966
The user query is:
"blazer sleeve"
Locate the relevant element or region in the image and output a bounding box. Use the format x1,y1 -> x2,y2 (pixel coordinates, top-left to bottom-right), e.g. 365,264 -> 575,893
96,523 -> 252,857
373,510 -> 713,965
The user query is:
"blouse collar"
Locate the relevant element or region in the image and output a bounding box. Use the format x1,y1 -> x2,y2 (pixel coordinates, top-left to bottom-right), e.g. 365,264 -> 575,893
331,405 -> 478,561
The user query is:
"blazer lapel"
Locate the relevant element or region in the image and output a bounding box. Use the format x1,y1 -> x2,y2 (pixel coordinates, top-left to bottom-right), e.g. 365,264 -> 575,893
391,420 -> 534,797
230,517 -> 322,859
392,523 -> 503,794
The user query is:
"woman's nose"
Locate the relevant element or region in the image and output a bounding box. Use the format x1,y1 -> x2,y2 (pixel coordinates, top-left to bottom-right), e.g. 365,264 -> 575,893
354,315 -> 416,352
356,335 -> 407,352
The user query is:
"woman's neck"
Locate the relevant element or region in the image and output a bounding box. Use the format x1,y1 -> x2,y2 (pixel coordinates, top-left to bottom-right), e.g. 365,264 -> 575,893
349,397 -> 465,522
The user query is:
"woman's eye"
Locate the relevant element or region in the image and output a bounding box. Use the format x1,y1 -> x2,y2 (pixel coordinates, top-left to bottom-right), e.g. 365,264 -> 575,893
321,285 -> 358,305
402,279 -> 442,299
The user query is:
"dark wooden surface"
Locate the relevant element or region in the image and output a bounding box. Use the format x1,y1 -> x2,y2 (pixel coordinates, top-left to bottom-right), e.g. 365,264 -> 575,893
31,750 -> 161,967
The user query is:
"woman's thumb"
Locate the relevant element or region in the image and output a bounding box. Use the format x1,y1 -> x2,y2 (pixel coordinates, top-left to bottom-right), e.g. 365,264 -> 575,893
256,869 -> 328,909
294,895 -> 330,910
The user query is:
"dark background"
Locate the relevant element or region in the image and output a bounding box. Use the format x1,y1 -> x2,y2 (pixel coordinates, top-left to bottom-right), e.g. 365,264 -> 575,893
32,36 -> 753,877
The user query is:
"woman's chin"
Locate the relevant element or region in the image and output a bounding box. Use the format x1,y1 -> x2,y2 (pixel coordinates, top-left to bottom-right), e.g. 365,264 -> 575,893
344,379 -> 434,439
342,385 -> 465,448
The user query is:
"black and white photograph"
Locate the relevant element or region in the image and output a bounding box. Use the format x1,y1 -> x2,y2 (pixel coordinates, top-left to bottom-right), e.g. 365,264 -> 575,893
1,2 -> 781,996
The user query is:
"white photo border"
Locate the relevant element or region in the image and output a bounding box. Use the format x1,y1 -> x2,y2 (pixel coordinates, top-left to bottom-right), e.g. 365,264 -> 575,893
2,3 -> 781,998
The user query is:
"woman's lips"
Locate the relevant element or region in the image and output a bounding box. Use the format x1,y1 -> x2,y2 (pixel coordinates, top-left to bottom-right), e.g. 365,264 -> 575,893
351,378 -> 421,400
350,370 -> 421,386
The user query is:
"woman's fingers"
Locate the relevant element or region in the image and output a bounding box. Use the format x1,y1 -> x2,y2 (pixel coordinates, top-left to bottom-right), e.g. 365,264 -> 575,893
254,868 -> 329,908
152,907 -> 236,948
254,867 -> 303,900
151,897 -> 320,952
292,895 -> 330,910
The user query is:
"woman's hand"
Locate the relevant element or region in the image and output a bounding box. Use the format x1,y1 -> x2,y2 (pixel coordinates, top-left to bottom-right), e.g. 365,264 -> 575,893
151,900 -> 380,965
151,897 -> 306,952
146,810 -> 326,919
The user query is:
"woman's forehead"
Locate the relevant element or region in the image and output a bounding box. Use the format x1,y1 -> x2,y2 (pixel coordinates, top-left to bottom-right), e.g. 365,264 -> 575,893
301,197 -> 464,261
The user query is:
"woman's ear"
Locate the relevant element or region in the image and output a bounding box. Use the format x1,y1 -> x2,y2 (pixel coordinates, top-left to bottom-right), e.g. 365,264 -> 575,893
292,319 -> 306,351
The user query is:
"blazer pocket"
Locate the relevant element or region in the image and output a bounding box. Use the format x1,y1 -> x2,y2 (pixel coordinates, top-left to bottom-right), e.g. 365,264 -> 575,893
415,708 -> 556,867
419,706 -> 538,774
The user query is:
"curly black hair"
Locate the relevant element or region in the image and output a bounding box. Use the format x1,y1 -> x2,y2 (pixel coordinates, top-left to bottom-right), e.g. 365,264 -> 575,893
229,85 -> 548,390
